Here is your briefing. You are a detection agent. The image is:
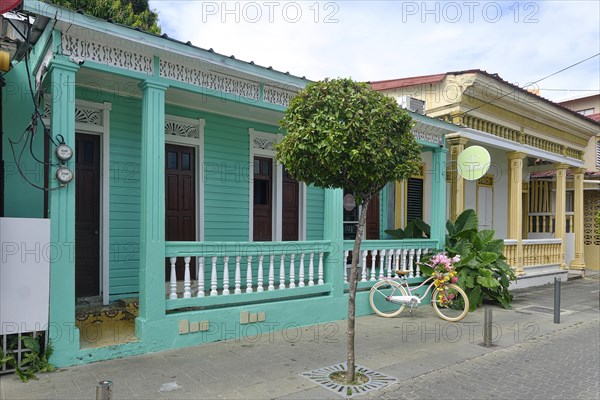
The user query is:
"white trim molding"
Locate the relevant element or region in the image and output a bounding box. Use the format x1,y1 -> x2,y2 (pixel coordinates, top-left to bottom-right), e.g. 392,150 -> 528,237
61,33 -> 154,75
160,59 -> 260,102
43,98 -> 112,304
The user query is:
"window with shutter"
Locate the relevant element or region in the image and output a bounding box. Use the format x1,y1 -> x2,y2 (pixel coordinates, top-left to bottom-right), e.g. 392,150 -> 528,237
406,178 -> 424,222
405,164 -> 425,224
596,139 -> 600,168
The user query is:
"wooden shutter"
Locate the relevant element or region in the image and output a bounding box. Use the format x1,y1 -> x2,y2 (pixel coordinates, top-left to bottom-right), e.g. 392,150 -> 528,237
406,177 -> 423,223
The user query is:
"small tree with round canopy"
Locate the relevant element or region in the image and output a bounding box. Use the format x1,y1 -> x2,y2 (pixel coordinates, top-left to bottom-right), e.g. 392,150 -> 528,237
276,78 -> 421,383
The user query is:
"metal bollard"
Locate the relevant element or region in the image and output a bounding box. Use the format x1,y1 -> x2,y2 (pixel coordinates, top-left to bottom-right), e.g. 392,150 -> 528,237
554,277 -> 561,324
96,380 -> 113,400
483,307 -> 493,347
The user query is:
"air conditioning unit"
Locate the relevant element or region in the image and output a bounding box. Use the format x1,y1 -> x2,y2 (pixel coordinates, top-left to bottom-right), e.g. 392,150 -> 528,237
397,96 -> 425,115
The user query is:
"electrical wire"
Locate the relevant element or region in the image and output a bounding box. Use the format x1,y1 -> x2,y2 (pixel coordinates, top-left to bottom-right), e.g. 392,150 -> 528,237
461,53 -> 600,117
6,13 -> 68,191
8,126 -> 64,192
23,12 -> 58,149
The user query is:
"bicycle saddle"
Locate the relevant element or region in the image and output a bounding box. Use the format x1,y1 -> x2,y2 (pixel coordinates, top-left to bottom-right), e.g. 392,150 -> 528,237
395,270 -> 410,276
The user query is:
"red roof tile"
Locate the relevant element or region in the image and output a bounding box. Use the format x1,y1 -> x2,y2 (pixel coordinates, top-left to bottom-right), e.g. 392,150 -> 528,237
587,113 -> 600,122
369,73 -> 448,90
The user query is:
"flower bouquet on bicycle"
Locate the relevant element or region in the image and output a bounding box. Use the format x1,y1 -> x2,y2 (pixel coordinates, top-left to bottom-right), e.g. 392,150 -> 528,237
369,252 -> 469,322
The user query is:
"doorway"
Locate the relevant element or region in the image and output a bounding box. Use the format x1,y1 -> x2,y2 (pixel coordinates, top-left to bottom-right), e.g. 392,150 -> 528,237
75,133 -> 101,298
282,168 -> 299,241
253,157 -> 273,241
165,144 -> 196,279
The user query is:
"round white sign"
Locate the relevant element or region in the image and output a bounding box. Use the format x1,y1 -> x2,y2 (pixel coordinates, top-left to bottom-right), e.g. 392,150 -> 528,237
457,145 -> 491,181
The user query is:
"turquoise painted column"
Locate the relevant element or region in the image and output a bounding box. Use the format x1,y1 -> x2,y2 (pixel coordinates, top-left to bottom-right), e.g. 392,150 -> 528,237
47,57 -> 80,362
431,147 -> 448,249
137,80 -> 168,328
324,188 -> 344,297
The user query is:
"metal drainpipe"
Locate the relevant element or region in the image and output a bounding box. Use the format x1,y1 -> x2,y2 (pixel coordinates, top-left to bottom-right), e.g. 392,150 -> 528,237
1,74 -> 4,217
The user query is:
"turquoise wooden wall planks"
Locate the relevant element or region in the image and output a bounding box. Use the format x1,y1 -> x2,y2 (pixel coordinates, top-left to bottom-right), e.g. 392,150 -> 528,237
2,61 -> 45,218
71,90 -> 327,297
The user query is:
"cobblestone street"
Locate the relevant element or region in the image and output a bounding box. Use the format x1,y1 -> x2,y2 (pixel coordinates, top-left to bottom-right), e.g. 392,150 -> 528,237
372,319 -> 600,400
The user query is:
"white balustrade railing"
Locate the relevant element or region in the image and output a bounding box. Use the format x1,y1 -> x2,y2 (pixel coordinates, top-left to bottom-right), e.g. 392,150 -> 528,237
165,242 -> 329,299
343,243 -> 433,284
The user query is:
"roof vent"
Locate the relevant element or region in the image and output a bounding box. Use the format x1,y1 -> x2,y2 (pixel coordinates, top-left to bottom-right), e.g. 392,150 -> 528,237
397,96 -> 425,115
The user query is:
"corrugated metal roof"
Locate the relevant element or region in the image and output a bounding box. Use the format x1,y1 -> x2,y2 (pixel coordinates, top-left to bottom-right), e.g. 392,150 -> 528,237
22,1 -> 310,84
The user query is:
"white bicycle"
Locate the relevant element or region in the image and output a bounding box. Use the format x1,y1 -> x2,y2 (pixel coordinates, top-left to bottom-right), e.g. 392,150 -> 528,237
369,270 -> 469,322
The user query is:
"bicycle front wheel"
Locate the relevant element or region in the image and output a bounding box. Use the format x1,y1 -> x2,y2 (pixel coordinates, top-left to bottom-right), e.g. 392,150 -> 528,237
432,284 -> 469,322
369,280 -> 408,318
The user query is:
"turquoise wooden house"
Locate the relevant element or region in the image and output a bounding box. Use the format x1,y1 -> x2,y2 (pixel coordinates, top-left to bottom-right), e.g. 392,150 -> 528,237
1,1 -> 458,367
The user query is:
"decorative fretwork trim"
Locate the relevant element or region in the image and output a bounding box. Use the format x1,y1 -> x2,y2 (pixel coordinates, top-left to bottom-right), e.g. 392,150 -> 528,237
251,130 -> 277,154
583,190 -> 600,246
253,136 -> 275,151
75,107 -> 102,125
411,128 -> 443,145
159,60 -> 260,100
164,117 -> 203,140
263,85 -> 296,106
61,34 -> 153,75
43,99 -> 103,126
478,174 -> 494,187
42,102 -> 51,120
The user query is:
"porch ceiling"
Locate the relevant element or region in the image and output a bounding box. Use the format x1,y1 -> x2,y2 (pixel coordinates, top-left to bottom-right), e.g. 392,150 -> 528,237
76,68 -> 284,125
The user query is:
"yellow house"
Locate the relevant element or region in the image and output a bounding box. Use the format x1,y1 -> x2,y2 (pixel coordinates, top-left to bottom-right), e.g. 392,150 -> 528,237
371,70 -> 600,286
557,94 -> 600,270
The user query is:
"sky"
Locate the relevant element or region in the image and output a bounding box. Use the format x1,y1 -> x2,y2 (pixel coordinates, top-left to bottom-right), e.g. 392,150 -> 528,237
148,1 -> 600,102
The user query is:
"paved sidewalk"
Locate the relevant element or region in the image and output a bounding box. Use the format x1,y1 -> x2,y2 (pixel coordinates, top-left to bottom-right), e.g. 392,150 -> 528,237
1,275 -> 599,400
366,318 -> 599,400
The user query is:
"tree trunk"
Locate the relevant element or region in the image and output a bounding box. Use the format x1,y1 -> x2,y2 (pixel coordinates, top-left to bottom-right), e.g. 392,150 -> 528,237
346,196 -> 371,383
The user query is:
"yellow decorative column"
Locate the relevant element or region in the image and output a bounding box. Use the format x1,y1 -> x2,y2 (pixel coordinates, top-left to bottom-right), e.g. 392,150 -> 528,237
447,135 -> 468,222
507,152 -> 527,275
570,167 -> 586,272
554,164 -> 568,269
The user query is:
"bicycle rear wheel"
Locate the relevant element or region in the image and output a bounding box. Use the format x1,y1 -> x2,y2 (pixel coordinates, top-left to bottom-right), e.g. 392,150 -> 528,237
369,280 -> 407,318
432,284 -> 469,322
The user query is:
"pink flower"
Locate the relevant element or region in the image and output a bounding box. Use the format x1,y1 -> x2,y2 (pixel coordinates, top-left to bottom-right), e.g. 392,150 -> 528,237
451,276 -> 458,283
